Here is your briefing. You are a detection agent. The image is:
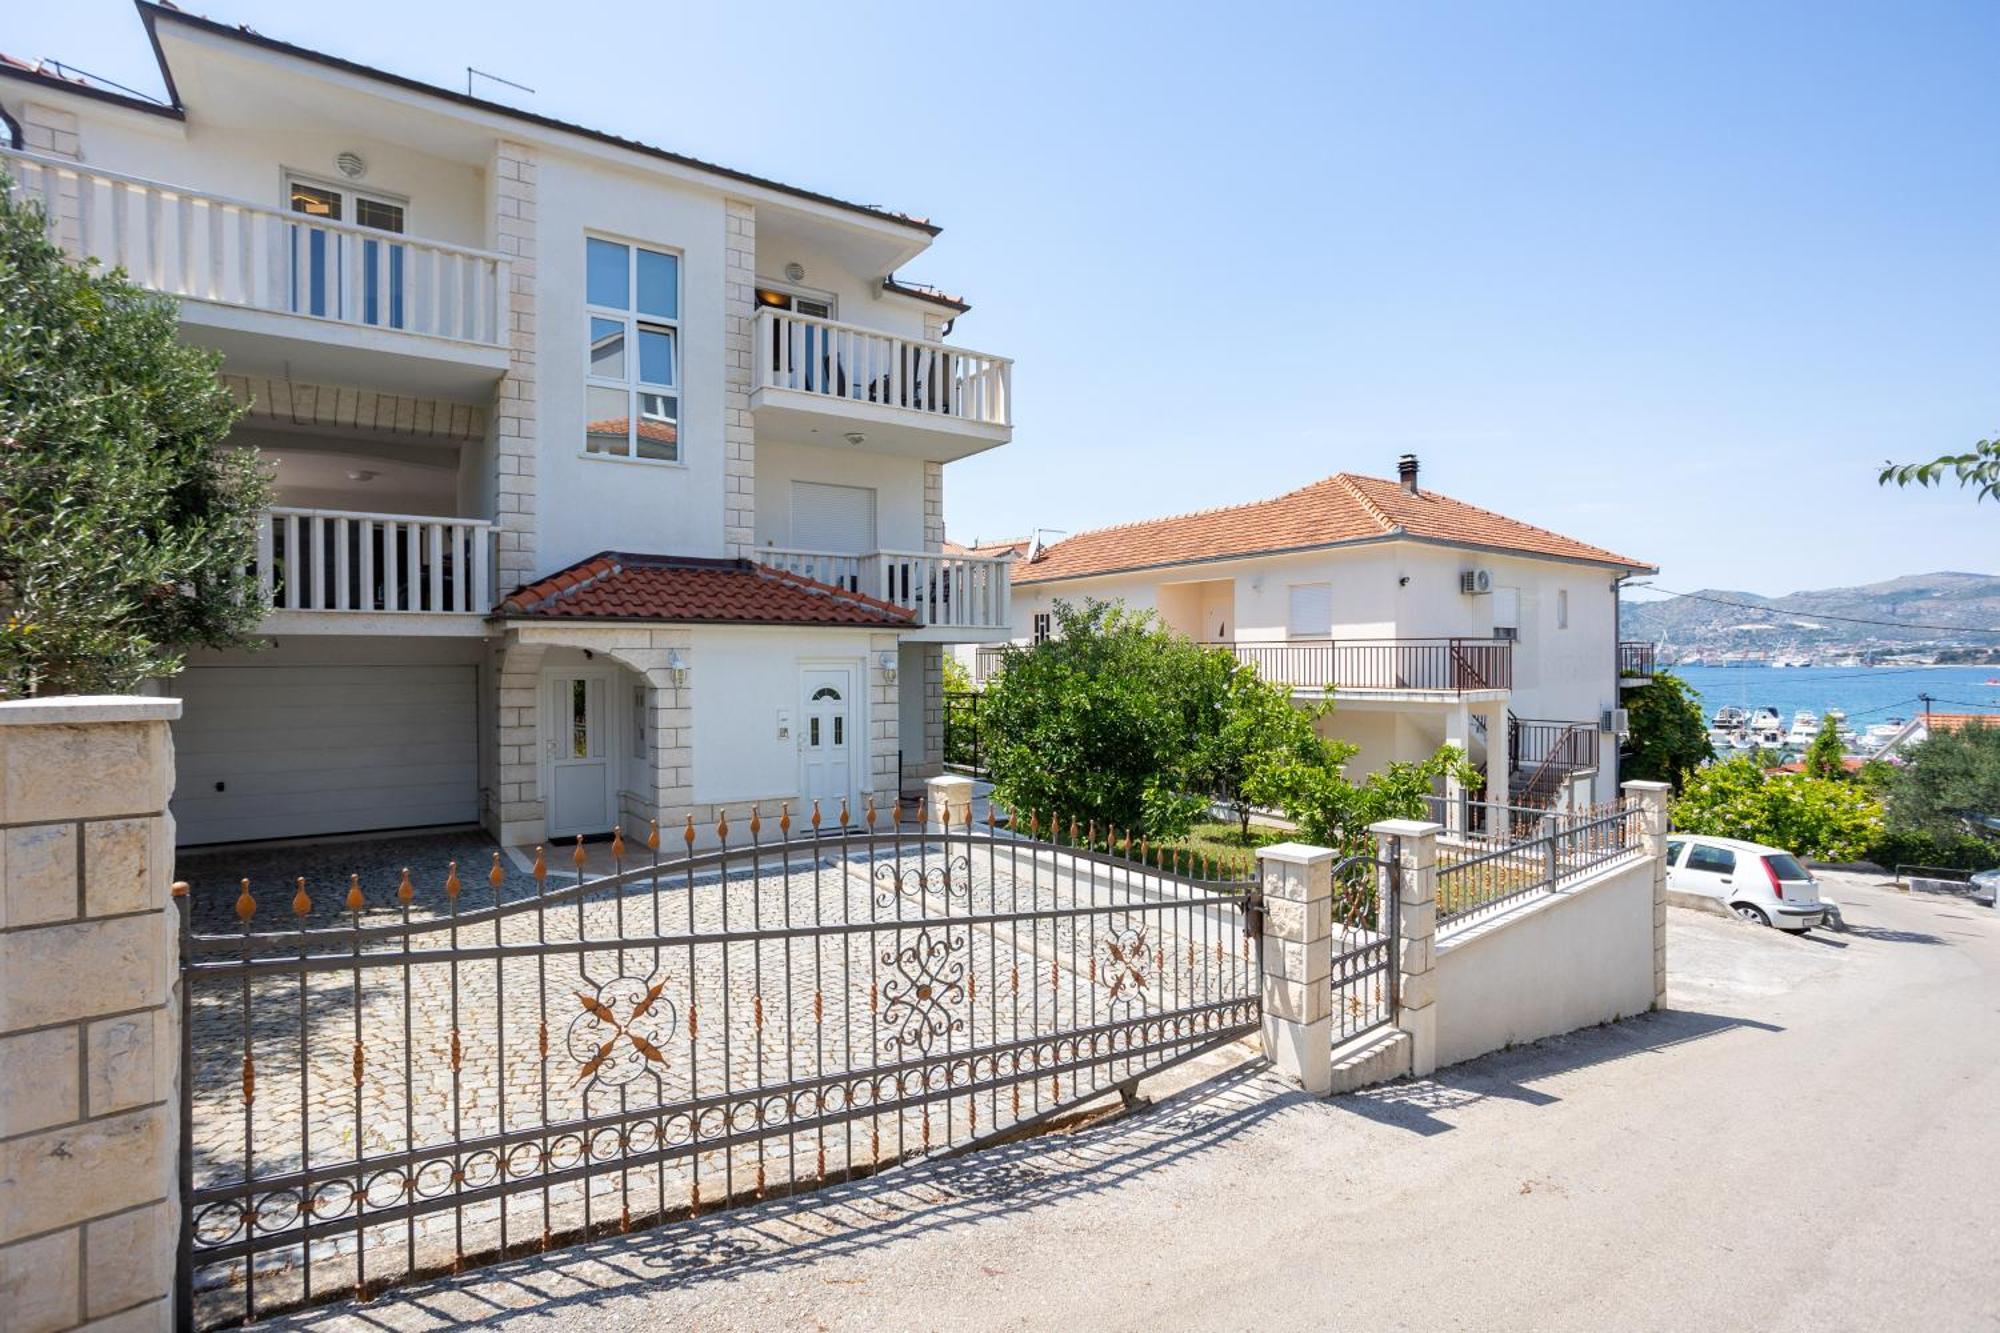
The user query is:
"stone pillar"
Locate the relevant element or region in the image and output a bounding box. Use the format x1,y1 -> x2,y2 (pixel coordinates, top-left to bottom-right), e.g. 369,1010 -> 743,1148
722,200 -> 757,558
1623,780 -> 1671,1004
0,697 -> 181,1332
1372,818 -> 1441,1078
925,773 -> 975,831
922,462 -> 945,553
869,635 -> 901,807
1478,701 -> 1507,829
492,141 -> 540,592
1441,703 -> 1470,836
1256,842 -> 1335,1095
919,644 -> 945,779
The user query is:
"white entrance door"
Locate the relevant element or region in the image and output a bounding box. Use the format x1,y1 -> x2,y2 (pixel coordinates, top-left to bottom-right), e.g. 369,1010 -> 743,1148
800,667 -> 854,816
547,671 -> 614,838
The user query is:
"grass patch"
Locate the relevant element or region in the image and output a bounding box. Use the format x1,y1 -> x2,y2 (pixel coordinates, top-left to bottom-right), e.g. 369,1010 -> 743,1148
1154,821 -> 1283,878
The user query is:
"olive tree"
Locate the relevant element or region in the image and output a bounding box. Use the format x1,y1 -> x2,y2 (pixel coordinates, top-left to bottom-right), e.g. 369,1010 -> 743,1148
0,177 -> 267,696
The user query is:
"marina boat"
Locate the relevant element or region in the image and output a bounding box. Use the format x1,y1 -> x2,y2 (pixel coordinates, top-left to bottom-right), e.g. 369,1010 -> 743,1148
1714,705 -> 1750,730
1786,710 -> 1821,746
1748,707 -> 1783,734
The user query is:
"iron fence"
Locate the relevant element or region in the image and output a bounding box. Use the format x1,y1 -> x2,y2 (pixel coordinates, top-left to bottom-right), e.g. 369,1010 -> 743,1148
1435,801 -> 1642,929
1619,641 -> 1657,678
174,805 -> 1259,1327
1218,638 -> 1513,693
1328,851 -> 1398,1044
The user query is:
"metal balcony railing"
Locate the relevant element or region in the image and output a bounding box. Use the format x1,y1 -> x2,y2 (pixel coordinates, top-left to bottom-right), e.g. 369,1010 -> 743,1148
1219,638 -> 1513,692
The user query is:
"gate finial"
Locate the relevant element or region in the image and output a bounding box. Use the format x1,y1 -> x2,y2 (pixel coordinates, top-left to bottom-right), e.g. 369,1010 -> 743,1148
489,852 -> 505,889
445,861 -> 462,899
346,873 -> 364,913
779,804 -> 791,835
292,877 -> 311,917
647,819 -> 660,852
611,826 -> 626,861
531,849 -> 546,886
398,866 -> 415,904
572,835 -> 587,869
234,878 -> 255,923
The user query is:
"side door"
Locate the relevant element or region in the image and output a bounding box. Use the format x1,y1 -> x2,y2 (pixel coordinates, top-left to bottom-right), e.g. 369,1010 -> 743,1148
1673,841 -> 1738,902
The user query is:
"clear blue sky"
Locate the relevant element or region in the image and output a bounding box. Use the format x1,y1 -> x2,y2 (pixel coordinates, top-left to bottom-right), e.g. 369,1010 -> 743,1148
13,1 -> 1998,596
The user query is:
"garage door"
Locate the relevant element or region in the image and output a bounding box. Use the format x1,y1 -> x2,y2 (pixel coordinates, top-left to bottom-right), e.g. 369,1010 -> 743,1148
171,664 -> 478,846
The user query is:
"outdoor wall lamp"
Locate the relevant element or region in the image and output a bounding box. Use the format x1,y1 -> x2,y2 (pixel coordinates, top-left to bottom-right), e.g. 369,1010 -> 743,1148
878,651 -> 898,683
666,649 -> 689,688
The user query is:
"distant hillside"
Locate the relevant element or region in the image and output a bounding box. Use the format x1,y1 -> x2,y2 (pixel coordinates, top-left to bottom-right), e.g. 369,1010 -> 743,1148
1622,571 -> 2000,652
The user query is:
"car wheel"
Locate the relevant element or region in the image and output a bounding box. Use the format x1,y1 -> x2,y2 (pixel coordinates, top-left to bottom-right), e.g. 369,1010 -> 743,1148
1732,903 -> 1771,927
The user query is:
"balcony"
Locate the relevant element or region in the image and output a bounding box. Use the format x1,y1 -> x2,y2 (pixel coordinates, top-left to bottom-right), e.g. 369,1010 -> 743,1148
1619,641 -> 1657,684
751,309 -> 1012,462
758,548 -> 1011,642
2,149 -> 510,397
247,508 -> 498,634
1221,638 -> 1513,697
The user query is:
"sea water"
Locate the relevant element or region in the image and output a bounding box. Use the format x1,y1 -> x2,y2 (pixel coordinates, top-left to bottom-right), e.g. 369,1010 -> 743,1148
1675,664 -> 2000,729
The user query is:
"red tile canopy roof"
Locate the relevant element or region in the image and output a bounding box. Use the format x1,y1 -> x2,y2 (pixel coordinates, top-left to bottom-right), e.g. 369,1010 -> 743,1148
1015,472 -> 1656,585
499,554 -> 917,627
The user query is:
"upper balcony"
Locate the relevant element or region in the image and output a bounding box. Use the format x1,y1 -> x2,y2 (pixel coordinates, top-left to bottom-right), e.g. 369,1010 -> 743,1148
750,308 -> 1012,462
1220,638 -> 1514,701
1618,641 -> 1656,686
2,148 -> 510,398
757,548 -> 1011,643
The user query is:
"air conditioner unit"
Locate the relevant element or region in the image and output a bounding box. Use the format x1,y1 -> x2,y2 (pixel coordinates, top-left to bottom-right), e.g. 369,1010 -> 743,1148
1601,707 -> 1630,736
1459,569 -> 1493,595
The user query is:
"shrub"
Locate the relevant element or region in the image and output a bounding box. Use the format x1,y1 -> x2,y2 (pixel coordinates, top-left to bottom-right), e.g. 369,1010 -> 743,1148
1671,754 -> 1884,861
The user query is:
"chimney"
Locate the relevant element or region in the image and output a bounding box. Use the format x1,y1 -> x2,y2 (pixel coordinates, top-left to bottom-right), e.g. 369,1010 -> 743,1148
1397,453 -> 1420,494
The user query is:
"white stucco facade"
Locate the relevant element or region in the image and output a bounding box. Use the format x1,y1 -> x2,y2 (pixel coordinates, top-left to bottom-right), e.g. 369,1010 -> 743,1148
2,7 -> 1010,847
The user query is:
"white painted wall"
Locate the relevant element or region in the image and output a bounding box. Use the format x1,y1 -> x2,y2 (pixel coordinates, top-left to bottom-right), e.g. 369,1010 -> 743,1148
753,439 -> 928,551
1433,852 -> 1655,1067
687,625 -> 880,805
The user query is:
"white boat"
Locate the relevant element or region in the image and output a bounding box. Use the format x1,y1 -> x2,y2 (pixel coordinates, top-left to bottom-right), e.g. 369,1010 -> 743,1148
1786,710 -> 1821,746
1714,705 -> 1749,730
1748,707 -> 1783,734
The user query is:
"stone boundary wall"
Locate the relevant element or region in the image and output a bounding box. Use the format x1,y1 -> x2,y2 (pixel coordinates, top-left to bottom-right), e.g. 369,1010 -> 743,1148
0,697 -> 182,1333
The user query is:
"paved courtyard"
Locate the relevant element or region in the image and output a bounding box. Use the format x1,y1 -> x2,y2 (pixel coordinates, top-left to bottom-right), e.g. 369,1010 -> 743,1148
260,870 -> 2000,1331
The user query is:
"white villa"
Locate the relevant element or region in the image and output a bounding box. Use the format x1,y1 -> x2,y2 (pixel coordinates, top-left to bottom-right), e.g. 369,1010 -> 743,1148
1004,457 -> 1660,810
2,4 -> 1013,847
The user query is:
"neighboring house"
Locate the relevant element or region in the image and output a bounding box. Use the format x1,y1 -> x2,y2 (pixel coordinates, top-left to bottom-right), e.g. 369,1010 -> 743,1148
1,5 -> 1013,848
1007,456 -> 1659,808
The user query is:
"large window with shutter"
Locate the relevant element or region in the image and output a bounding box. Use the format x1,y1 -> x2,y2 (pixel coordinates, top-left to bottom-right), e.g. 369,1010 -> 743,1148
1287,582 -> 1333,638
789,482 -> 877,554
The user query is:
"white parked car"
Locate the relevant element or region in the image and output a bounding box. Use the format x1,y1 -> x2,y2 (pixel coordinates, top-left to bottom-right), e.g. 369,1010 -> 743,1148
1666,834 -> 1825,931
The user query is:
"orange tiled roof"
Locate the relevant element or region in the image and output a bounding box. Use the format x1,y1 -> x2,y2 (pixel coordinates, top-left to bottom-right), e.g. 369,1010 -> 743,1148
1927,712 -> 2000,734
943,536 -> 1031,560
1013,473 -> 1655,585
499,554 -> 916,627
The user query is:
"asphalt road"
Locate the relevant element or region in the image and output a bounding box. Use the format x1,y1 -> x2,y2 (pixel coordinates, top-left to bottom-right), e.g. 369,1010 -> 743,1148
278,871 -> 2000,1332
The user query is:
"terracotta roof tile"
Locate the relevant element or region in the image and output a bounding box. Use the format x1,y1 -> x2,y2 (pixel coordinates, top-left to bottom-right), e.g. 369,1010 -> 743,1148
1014,472 -> 1655,584
499,553 -> 917,627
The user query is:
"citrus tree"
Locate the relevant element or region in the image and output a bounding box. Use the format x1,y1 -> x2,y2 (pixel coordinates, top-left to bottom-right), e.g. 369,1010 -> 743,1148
1,176 -> 267,695
1671,754 -> 1884,862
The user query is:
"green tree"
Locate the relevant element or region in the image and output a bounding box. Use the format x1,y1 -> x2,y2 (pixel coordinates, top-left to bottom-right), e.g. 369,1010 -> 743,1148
980,600 -> 1225,837
1672,754 -> 1884,862
1803,713 -> 1848,781
941,653 -> 972,695
1,177 -> 266,696
1880,437 -> 2000,506
1874,725 -> 2000,869
1193,665 -> 1343,844
1258,744 -> 1479,861
1620,670 -> 1713,792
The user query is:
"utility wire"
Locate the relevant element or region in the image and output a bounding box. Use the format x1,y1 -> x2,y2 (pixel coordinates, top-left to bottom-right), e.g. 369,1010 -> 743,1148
1636,585 -> 2000,635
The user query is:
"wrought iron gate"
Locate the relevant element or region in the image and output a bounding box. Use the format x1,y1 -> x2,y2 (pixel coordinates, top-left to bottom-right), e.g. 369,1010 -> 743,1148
1328,849 -> 1399,1045
175,807 -> 1260,1327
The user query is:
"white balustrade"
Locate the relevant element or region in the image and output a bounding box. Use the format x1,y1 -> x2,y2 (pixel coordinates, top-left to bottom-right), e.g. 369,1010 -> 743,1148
757,548 -> 1012,631
753,308 -> 1012,428
251,509 -> 497,615
2,148 -> 509,348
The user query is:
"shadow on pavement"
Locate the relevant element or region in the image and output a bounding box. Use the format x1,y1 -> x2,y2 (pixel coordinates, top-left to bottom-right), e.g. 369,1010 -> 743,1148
1837,924 -> 1947,946
269,1058 -> 1300,1331
1334,1007 -> 1782,1137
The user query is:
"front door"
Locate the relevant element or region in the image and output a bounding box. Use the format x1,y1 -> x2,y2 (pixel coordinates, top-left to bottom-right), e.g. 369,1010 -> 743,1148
800,667 -> 854,817
546,672 -> 613,838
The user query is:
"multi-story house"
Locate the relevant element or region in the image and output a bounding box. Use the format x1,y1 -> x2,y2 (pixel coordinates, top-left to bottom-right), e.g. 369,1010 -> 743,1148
1005,457 -> 1659,810
2,3 -> 1013,848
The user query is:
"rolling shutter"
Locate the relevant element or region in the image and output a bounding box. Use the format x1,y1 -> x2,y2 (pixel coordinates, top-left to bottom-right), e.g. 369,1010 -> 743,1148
790,481 -> 877,554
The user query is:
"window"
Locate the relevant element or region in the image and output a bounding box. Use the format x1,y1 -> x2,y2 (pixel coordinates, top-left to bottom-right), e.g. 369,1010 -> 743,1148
1032,613 -> 1051,644
1287,583 -> 1333,639
286,176 -> 406,327
1666,838 -> 1686,866
755,287 -> 833,319
632,686 -> 647,761
1685,844 -> 1736,876
1556,589 -> 1569,629
585,237 -> 681,463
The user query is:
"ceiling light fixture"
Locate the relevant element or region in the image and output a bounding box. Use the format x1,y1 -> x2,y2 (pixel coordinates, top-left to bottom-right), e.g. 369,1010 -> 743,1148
843,432 -> 866,447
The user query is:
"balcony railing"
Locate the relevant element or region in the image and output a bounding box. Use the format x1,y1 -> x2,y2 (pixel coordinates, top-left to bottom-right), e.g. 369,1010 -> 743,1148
753,308 -> 1012,429
1619,641 -> 1657,679
247,508 -> 497,615
2,149 -> 509,348
1220,638 -> 1513,693
759,548 -> 1011,632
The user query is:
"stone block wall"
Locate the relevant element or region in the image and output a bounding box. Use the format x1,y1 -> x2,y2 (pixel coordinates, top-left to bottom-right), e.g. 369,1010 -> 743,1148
0,697 -> 182,1333
492,140 -> 540,592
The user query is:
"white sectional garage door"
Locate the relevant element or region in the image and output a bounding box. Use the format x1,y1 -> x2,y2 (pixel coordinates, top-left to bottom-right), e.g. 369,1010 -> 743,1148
171,664 -> 478,846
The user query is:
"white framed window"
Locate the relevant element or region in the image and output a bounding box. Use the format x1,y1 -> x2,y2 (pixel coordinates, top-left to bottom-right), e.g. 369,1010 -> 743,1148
284,174 -> 407,327
1287,583 -> 1333,639
1556,589 -> 1570,629
585,236 -> 682,463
